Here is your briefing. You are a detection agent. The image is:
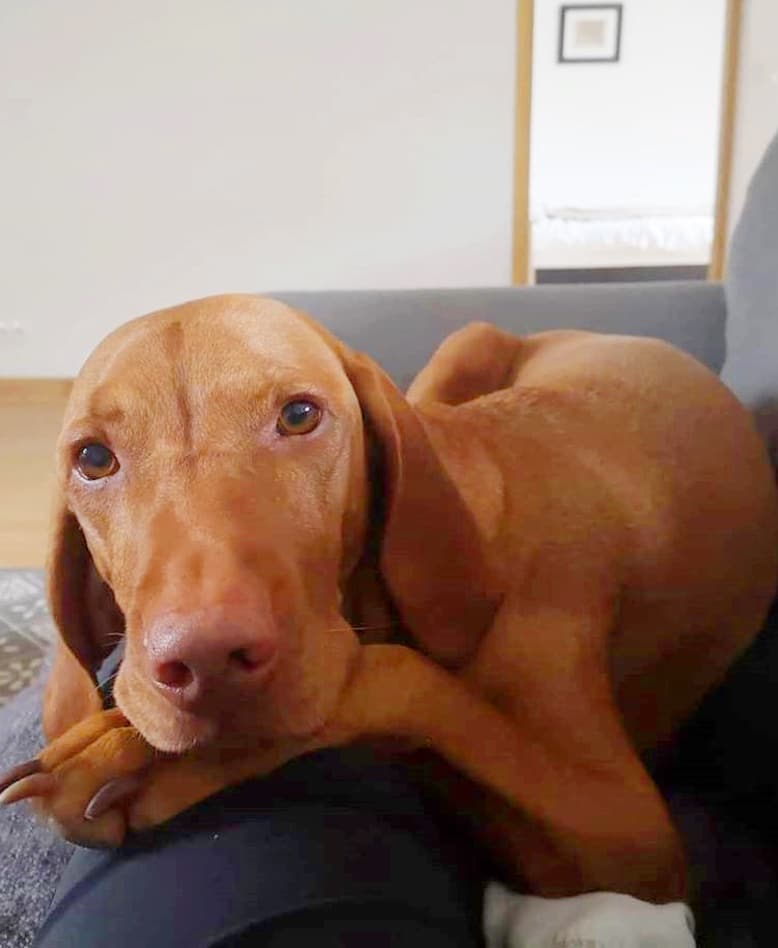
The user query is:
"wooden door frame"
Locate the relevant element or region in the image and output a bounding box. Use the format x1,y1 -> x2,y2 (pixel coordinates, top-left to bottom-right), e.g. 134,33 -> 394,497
512,0 -> 743,285
511,0 -> 534,284
709,0 -> 743,280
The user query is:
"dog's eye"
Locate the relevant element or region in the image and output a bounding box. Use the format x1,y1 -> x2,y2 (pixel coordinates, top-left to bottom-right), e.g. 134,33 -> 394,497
76,443 -> 119,480
277,399 -> 322,436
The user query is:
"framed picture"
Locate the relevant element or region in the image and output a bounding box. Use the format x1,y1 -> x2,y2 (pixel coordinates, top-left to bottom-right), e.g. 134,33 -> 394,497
558,4 -> 623,64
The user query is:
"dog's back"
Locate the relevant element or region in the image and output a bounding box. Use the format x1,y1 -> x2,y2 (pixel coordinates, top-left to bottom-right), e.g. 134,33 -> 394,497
410,324 -> 778,749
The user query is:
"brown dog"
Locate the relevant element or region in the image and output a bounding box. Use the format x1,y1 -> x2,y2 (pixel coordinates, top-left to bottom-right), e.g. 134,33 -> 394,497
2,295 -> 777,905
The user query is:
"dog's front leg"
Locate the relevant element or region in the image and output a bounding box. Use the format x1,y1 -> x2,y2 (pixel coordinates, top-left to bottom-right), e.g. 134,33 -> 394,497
326,637 -> 686,905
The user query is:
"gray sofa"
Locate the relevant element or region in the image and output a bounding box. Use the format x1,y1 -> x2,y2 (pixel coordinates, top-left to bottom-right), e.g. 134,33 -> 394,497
278,281 -> 727,388
2,133 -> 778,946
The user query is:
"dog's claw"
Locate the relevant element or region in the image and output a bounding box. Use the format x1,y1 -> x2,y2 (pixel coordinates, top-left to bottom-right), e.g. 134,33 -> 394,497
0,759 -> 42,796
0,771 -> 55,805
85,774 -> 145,822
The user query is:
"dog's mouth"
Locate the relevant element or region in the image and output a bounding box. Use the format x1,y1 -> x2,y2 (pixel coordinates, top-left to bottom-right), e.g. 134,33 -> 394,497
137,707 -> 219,754
111,658 -> 332,756
110,617 -> 361,756
129,706 -> 219,755
112,663 -> 220,753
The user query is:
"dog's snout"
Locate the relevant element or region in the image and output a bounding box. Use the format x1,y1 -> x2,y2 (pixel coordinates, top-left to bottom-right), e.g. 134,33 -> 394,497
146,608 -> 278,711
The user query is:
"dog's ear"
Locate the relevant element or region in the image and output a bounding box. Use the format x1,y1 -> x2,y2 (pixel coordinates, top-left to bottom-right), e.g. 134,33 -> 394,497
44,494 -> 124,738
47,498 -> 123,672
340,349 -> 498,667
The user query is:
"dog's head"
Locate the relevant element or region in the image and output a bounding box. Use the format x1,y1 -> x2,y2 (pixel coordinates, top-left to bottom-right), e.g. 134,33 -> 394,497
48,295 -> 494,752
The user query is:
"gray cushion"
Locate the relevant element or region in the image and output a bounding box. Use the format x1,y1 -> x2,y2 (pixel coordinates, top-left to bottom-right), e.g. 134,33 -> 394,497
722,129 -> 778,459
278,282 -> 726,391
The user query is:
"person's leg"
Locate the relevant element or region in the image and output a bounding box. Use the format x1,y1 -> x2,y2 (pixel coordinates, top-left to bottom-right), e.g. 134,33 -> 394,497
35,746 -> 486,948
22,642 -> 479,946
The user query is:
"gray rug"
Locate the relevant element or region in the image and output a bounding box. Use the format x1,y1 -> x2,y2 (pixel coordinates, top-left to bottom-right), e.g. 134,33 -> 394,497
0,571 -> 52,709
0,570 -> 70,948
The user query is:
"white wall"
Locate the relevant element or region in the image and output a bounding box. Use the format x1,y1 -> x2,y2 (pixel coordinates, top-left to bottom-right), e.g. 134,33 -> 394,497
0,0 -> 516,377
728,0 -> 778,239
530,0 -> 726,213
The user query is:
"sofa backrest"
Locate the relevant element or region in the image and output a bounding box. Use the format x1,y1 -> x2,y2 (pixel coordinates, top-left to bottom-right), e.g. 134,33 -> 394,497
278,283 -> 726,391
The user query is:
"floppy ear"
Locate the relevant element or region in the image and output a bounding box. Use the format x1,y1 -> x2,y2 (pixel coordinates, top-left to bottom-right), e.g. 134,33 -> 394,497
43,496 -> 124,739
341,349 -> 499,667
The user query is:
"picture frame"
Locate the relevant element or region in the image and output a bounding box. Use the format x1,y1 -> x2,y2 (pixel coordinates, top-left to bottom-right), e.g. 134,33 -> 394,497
558,4 -> 623,64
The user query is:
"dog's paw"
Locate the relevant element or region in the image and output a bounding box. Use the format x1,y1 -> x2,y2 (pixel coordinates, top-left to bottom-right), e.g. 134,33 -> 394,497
0,708 -> 156,847
124,735 -> 324,832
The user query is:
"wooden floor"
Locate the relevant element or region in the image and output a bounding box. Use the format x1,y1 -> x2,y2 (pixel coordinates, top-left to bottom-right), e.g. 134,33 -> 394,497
0,381 -> 71,568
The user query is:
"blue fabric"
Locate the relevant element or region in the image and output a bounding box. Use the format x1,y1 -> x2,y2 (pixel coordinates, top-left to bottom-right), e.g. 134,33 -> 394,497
35,747 -> 485,948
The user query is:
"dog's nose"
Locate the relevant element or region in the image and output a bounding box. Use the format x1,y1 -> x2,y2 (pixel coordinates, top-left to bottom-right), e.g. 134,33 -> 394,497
146,609 -> 278,711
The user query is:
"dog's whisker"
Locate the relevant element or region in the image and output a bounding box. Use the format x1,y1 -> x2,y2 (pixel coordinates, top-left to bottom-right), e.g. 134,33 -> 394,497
326,623 -> 400,634
99,669 -> 122,689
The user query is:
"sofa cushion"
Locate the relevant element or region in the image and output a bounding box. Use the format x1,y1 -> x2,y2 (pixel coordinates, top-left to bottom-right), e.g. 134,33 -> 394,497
722,130 -> 778,462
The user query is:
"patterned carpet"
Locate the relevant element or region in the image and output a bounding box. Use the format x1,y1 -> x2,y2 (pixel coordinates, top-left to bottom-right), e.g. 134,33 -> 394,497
0,571 -> 53,708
